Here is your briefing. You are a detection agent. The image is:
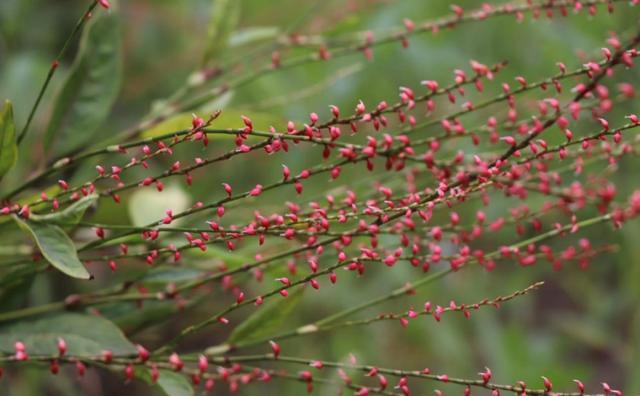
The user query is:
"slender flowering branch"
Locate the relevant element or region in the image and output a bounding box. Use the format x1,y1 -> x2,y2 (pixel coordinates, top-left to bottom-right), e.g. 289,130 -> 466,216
17,1 -> 100,145
206,354 -> 611,396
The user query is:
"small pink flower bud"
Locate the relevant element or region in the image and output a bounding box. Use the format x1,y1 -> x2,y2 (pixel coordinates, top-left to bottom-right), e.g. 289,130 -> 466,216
137,344 -> 150,362
124,363 -> 135,381
421,80 -> 439,93
102,350 -> 113,363
199,355 -> 209,373
50,360 -> 60,375
249,184 -> 263,196
574,379 -> 585,394
403,18 -> 415,32
169,353 -> 184,371
222,183 -> 232,196
241,115 -> 253,130
269,340 -> 281,359
57,338 -> 66,356
479,367 -> 492,384
310,360 -> 323,369
95,227 -> 105,239
76,361 -> 86,377
329,105 -> 340,119
542,376 -> 553,392
451,4 -> 464,17
192,114 -> 204,129
598,117 -> 610,131
501,136 -> 517,146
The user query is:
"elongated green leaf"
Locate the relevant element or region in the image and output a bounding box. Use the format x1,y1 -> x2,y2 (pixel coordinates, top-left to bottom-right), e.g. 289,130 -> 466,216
44,8 -> 122,157
222,287 -> 304,346
202,0 -> 241,65
0,265 -> 38,311
0,100 -> 17,181
157,371 -> 194,396
229,26 -> 280,47
30,194 -> 98,226
0,313 -> 136,356
102,300 -> 182,334
137,368 -> 194,396
184,245 -> 252,270
140,267 -> 204,285
142,108 -> 282,139
0,186 -> 63,227
13,216 -> 91,279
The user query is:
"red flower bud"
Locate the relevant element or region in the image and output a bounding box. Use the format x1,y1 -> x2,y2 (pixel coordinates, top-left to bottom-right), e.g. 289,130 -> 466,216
269,340 -> 281,359
169,353 -> 184,371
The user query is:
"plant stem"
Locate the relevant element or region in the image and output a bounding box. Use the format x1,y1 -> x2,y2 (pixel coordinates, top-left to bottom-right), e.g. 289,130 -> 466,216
17,1 -> 99,145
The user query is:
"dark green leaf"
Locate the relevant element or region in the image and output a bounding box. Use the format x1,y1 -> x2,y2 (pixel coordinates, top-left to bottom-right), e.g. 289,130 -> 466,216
0,265 -> 39,311
0,100 -> 17,181
30,194 -> 98,226
222,287 -> 304,346
202,0 -> 241,65
157,371 -> 194,396
137,368 -> 194,396
0,313 -> 136,356
13,215 -> 91,279
101,300 -> 182,335
44,9 -> 122,157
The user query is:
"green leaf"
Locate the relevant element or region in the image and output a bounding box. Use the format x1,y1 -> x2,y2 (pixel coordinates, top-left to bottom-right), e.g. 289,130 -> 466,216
157,371 -> 194,396
13,215 -> 91,279
0,186 -> 63,227
229,26 -> 280,47
30,194 -> 98,226
0,312 -> 136,356
100,300 -> 184,335
184,245 -> 252,270
44,8 -> 122,157
221,287 -> 304,347
128,183 -> 190,227
137,368 -> 194,396
0,100 -> 17,181
140,267 -> 204,285
140,113 -> 193,140
0,265 -> 39,311
202,0 -> 241,65
141,108 -> 282,139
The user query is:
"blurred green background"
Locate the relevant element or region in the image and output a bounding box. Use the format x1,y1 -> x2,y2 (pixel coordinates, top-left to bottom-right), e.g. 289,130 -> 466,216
1,0 -> 640,395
